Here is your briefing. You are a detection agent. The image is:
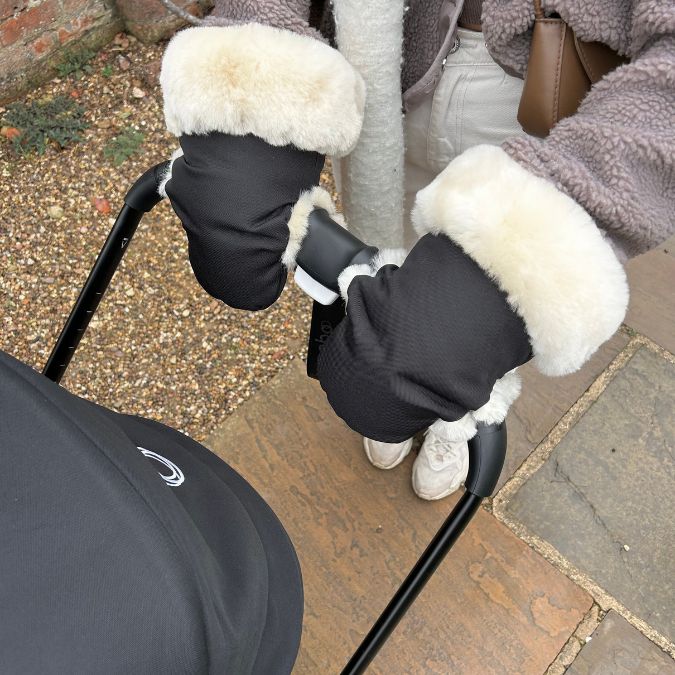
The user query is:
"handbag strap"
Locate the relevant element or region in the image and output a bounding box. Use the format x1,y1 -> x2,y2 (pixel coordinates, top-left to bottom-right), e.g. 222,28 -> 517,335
533,0 -> 545,20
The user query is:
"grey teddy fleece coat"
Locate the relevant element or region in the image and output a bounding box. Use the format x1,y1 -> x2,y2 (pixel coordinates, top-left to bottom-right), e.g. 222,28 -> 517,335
204,0 -> 674,259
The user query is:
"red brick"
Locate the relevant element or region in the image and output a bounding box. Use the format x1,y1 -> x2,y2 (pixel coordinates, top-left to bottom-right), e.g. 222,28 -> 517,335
29,32 -> 54,56
0,1 -> 58,47
57,15 -> 94,45
0,19 -> 20,45
0,0 -> 28,22
0,0 -> 120,103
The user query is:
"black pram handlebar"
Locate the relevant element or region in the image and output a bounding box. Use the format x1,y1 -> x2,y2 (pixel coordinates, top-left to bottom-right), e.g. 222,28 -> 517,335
295,208 -> 378,301
42,163 -> 508,675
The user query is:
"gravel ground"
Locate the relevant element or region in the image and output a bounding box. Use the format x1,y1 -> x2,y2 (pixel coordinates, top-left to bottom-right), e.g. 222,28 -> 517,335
0,35 -> 337,440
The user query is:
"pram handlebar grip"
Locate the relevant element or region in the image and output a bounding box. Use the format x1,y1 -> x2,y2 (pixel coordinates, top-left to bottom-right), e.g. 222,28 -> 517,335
124,161 -> 169,212
295,208 -> 378,304
465,421 -> 507,497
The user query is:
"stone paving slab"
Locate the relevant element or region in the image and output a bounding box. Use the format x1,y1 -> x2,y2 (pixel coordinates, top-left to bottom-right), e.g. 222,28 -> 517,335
506,347 -> 675,642
567,611 -> 675,674
501,332 -> 629,489
207,360 -> 592,674
626,234 -> 675,354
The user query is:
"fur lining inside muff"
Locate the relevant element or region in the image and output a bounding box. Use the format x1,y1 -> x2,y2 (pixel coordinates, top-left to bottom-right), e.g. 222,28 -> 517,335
283,186 -> 342,269
160,24 -> 366,156
157,147 -> 184,198
426,369 -> 523,443
337,248 -> 407,302
412,145 -> 629,376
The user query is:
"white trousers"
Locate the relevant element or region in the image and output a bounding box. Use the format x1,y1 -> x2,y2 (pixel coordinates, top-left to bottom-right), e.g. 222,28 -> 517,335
402,28 -> 525,248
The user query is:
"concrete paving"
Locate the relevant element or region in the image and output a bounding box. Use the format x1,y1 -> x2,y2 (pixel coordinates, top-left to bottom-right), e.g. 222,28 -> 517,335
625,235 -> 675,354
502,332 -> 629,489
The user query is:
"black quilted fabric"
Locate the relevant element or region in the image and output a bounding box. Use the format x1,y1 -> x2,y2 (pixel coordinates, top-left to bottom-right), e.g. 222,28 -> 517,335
166,133 -> 324,310
317,234 -> 533,442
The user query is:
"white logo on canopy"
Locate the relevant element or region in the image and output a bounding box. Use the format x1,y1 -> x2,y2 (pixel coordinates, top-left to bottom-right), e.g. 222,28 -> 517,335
138,447 -> 185,487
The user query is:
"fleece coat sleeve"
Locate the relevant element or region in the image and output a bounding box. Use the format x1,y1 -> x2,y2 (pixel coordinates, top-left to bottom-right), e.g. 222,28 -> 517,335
207,0 -> 323,40
411,1 -> 672,378
502,1 -> 675,258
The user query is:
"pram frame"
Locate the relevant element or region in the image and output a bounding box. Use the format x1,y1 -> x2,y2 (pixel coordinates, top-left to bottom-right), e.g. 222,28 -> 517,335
43,164 -> 507,675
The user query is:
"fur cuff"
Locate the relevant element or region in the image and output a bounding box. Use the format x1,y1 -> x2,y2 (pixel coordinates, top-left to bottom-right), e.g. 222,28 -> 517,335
283,186 -> 339,269
337,248 -> 407,302
427,415 -> 477,444
157,147 -> 184,198
472,370 -> 521,424
430,370 -> 522,442
412,145 -> 629,376
161,24 -> 366,156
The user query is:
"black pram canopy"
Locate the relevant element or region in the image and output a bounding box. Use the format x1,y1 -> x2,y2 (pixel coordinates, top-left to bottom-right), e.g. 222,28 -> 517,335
0,350 -> 302,674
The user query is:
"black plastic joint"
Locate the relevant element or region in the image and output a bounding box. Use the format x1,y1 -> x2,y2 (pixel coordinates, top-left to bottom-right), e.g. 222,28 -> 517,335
465,422 -> 507,498
124,161 -> 170,213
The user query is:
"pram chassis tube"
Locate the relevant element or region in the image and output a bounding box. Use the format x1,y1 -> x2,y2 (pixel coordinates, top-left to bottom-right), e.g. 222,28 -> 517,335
43,164 -> 509,674
341,422 -> 506,675
43,163 -> 167,384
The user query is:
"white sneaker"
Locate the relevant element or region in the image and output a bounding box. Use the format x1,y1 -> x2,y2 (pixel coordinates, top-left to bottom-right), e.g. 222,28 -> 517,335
363,436 -> 413,470
412,428 -> 469,501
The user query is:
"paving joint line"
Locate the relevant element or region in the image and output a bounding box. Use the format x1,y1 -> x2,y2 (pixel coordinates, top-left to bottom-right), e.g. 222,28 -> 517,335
545,603 -> 603,675
492,331 -> 675,658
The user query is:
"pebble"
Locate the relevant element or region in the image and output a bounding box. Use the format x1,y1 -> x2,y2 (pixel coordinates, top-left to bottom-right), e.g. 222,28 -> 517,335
47,205 -> 64,219
116,55 -> 131,71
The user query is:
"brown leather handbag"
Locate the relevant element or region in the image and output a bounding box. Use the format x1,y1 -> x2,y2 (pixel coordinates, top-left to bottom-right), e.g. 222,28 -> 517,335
517,0 -> 627,137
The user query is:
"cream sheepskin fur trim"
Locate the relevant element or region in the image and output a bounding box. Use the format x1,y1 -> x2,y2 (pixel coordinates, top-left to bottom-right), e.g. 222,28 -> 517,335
427,415 -> 477,444
282,186 -> 338,269
337,264 -> 371,302
429,370 -> 521,442
161,24 -> 366,156
472,370 -> 521,424
371,248 -> 407,271
337,248 -> 407,302
157,147 -> 184,199
412,145 -> 629,376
